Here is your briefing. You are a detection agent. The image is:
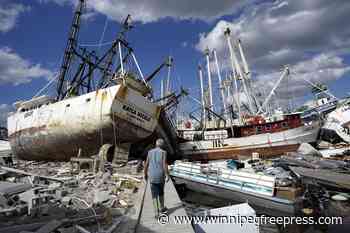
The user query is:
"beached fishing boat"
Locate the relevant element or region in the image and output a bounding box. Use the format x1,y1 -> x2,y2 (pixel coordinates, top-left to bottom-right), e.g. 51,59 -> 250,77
178,115 -> 320,161
177,28 -> 320,161
7,1 -> 163,161
7,83 -> 160,161
171,161 -> 302,216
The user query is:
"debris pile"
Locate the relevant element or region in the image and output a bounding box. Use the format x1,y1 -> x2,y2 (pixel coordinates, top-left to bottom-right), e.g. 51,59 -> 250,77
0,159 -> 144,233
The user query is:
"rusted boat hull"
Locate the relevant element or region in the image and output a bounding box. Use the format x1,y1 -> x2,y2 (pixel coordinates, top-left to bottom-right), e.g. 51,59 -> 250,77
8,85 -> 160,161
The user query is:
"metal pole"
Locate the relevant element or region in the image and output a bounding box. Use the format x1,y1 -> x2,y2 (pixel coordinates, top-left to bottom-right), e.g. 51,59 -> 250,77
237,39 -> 250,80
213,49 -> 227,117
118,41 -> 124,75
161,79 -> 164,105
131,51 -> 147,85
224,29 -> 242,124
198,65 -> 206,126
223,78 -> 235,135
205,48 -> 214,114
257,66 -> 290,114
237,38 -> 260,112
166,56 -> 172,95
231,40 -> 254,114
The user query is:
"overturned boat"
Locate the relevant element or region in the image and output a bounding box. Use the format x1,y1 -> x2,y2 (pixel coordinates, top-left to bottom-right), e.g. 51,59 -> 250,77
7,2 -> 164,161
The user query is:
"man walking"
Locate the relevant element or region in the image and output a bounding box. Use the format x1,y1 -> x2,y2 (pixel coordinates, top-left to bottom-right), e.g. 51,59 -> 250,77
144,138 -> 169,218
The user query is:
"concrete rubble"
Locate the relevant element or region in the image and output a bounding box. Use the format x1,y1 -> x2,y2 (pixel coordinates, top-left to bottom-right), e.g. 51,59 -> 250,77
0,159 -> 144,233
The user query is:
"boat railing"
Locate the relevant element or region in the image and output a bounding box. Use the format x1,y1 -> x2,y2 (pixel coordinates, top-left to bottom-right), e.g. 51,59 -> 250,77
171,161 -> 276,196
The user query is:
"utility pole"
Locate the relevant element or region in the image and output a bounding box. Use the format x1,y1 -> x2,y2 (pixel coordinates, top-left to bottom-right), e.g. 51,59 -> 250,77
213,49 -> 227,117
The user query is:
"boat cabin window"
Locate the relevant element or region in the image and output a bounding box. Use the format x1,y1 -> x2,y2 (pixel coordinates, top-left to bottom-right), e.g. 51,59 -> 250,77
265,125 -> 271,131
256,126 -> 263,133
86,98 -> 91,102
66,104 -> 70,107
282,122 -> 288,128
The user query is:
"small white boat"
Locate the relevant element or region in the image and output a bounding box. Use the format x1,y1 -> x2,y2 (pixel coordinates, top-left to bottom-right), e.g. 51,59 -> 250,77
170,161 -> 302,216
0,140 -> 11,158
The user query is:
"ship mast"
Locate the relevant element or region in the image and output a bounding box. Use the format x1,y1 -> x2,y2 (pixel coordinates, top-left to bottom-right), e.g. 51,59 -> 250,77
56,0 -> 85,100
213,49 -> 227,116
236,38 -> 260,113
257,66 -> 290,114
166,56 -> 172,95
224,28 -> 242,124
205,48 -> 214,114
198,65 -> 206,126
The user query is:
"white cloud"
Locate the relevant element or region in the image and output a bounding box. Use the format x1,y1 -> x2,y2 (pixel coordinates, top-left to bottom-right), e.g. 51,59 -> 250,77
0,47 -> 54,86
196,0 -> 350,105
196,0 -> 350,70
255,53 -> 350,100
40,0 -> 254,23
0,104 -> 12,127
0,4 -> 29,33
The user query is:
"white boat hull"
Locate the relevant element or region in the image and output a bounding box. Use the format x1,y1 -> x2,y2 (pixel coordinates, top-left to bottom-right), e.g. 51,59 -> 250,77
179,122 -> 320,160
7,85 -> 160,161
321,102 -> 350,143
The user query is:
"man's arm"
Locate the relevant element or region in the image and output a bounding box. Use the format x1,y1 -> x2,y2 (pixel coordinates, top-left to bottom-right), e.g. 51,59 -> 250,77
163,152 -> 169,182
144,155 -> 149,181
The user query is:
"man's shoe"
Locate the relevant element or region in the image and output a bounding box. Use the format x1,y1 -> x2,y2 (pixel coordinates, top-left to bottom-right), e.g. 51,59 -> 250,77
160,207 -> 168,213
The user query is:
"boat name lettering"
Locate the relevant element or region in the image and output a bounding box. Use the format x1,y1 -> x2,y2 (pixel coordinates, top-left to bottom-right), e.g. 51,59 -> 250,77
122,104 -> 151,122
212,139 -> 224,148
123,105 -> 137,114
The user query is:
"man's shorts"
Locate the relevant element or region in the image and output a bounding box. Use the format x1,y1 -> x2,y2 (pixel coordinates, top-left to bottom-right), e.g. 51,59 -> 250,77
150,182 -> 165,198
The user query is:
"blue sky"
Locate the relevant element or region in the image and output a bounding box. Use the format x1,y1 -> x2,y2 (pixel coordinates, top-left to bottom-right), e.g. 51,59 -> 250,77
1,0 -> 350,126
